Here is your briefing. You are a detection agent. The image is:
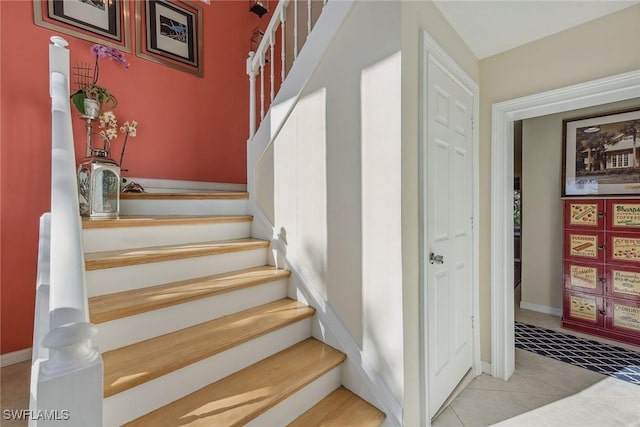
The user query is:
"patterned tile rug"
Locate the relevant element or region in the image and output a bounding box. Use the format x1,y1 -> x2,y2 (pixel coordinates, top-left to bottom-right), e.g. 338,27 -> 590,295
515,322 -> 640,386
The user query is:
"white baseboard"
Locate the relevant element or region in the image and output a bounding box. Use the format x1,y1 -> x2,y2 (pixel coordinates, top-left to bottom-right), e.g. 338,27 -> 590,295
0,348 -> 31,367
124,177 -> 247,193
520,301 -> 562,317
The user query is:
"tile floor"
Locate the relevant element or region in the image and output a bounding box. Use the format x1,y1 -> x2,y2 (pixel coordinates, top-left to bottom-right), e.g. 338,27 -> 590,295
2,298 -> 639,427
432,290 -> 640,427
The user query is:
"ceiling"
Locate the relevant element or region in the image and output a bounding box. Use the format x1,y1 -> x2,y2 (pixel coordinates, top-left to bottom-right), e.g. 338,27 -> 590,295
432,0 -> 640,59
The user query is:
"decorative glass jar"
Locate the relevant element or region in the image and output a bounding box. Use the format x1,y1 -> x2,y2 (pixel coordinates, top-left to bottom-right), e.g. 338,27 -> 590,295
78,145 -> 120,218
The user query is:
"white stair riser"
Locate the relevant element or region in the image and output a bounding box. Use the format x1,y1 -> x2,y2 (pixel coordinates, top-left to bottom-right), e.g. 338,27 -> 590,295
83,221 -> 251,252
246,366 -> 342,427
103,318 -> 312,427
120,199 -> 248,216
95,279 -> 288,352
87,249 -> 268,297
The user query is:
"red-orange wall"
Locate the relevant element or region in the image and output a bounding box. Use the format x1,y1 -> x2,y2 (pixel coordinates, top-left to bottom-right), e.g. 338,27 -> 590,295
0,0 -> 268,354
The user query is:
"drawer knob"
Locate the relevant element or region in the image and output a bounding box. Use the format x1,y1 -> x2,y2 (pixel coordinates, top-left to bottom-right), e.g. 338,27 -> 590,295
598,277 -> 606,283
598,309 -> 606,315
598,244 -> 605,250
598,211 -> 605,218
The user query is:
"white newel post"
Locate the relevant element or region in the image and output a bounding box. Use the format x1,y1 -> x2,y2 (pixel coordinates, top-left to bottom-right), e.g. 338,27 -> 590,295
29,36 -> 103,427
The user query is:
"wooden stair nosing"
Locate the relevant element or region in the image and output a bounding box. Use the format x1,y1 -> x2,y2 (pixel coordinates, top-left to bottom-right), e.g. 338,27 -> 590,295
124,338 -> 346,427
287,386 -> 386,427
82,215 -> 253,229
102,298 -> 315,398
120,192 -> 249,200
89,266 -> 291,324
85,238 -> 269,271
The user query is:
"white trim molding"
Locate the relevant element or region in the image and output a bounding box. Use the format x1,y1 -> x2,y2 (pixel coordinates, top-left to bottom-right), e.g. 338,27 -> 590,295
124,177 -> 247,193
519,301 -> 562,317
419,30 -> 481,426
0,348 -> 32,367
491,69 -> 640,381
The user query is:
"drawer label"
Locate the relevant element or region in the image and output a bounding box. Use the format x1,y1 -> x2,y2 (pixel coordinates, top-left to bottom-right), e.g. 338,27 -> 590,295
613,303 -> 640,332
569,234 -> 597,258
611,236 -> 640,263
569,265 -> 598,289
570,295 -> 597,321
570,203 -> 598,226
613,203 -> 640,228
612,270 -> 640,297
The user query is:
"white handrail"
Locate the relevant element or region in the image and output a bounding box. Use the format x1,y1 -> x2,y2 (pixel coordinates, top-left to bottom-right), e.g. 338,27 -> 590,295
30,36 -> 102,427
247,0 -> 328,139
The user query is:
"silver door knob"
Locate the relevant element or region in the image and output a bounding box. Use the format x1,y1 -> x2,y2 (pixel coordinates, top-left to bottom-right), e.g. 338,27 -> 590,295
429,253 -> 444,264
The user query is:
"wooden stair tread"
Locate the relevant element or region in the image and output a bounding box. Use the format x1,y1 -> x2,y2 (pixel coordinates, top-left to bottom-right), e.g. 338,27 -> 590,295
125,338 -> 345,427
85,238 -> 269,271
82,215 -> 252,229
89,266 -> 291,323
120,192 -> 248,200
288,386 -> 385,427
103,298 -> 314,397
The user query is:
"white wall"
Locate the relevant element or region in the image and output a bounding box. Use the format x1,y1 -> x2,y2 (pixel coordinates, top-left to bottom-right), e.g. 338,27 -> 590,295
256,0 -> 404,404
520,98 -> 640,312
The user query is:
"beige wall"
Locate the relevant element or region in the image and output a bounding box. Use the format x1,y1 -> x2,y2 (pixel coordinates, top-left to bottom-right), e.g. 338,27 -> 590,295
479,4 -> 640,362
401,2 -> 479,424
520,99 -> 640,311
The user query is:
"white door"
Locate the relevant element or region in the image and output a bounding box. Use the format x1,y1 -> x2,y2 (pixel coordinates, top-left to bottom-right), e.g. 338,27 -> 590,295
424,59 -> 474,418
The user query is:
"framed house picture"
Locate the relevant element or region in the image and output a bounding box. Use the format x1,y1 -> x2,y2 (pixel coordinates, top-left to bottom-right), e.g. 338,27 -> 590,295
33,0 -> 131,52
563,108 -> 640,197
135,0 -> 203,77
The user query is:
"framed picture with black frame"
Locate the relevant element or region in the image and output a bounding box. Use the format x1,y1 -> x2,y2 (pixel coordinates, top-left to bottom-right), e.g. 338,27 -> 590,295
135,0 -> 203,77
562,107 -> 640,197
33,0 -> 131,52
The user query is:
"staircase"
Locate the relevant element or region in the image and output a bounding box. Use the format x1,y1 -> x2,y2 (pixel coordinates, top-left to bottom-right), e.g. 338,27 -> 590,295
83,192 -> 385,426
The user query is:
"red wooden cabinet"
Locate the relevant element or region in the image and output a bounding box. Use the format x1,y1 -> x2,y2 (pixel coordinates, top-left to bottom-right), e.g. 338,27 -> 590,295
562,198 -> 640,346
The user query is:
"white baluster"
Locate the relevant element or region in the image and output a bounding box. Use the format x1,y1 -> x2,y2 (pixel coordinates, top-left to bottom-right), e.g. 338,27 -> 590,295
281,10 -> 286,83
270,34 -> 275,104
260,54 -> 265,120
294,0 -> 298,59
247,52 -> 257,139
307,0 -> 312,40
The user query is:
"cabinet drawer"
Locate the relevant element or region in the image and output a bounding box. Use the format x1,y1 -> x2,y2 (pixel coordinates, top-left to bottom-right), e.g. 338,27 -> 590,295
564,200 -> 604,229
606,232 -> 640,266
563,291 -> 604,328
605,298 -> 640,336
563,230 -> 605,263
564,261 -> 604,295
606,265 -> 640,302
606,199 -> 640,231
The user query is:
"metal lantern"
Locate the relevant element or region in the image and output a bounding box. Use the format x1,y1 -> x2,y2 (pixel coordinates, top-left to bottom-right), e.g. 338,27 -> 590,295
249,0 -> 269,17
78,143 -> 120,219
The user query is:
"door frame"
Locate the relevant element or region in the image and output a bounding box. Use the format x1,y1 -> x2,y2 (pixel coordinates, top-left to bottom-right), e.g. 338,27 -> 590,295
419,30 -> 481,426
490,70 -> 640,380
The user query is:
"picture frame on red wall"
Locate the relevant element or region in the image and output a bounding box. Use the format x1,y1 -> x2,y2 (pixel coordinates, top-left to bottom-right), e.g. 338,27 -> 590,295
562,107 -> 640,197
135,0 -> 203,77
33,0 -> 131,53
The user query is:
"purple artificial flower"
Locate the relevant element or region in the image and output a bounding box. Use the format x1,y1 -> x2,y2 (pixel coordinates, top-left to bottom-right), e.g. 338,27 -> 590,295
90,44 -> 130,68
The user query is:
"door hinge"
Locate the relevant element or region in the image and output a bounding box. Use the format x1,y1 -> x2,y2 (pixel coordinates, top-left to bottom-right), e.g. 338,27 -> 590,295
471,315 -> 475,329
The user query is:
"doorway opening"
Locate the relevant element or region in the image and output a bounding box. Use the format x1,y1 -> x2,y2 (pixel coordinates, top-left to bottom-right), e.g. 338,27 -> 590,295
491,70 -> 640,380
